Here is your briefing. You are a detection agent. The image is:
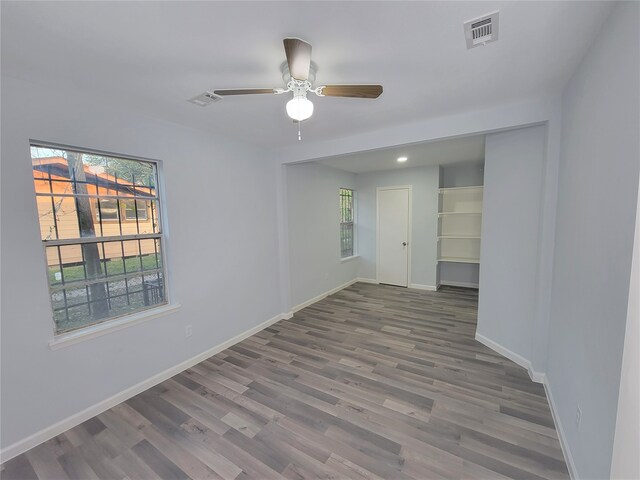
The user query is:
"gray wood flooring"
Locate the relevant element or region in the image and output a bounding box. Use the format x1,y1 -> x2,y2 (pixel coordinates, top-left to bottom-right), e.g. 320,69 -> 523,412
1,283 -> 569,480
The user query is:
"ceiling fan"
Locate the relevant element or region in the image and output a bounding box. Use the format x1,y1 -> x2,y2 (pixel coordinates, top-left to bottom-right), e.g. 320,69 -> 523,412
211,38 -> 383,127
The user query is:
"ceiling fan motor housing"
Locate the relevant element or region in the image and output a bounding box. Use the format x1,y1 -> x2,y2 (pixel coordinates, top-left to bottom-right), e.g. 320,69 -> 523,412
289,80 -> 310,98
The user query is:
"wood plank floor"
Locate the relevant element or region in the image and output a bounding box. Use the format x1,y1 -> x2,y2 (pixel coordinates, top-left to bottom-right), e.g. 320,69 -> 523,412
1,283 -> 569,480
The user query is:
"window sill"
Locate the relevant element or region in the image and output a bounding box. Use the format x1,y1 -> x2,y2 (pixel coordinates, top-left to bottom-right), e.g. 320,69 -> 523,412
49,303 -> 181,350
340,255 -> 360,263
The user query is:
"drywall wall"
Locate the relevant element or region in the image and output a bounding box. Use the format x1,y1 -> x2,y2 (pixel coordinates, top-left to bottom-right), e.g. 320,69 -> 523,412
286,162 -> 358,308
610,173 -> 640,480
438,261 -> 480,289
0,76 -> 282,452
477,125 -> 547,363
440,162 -> 484,188
355,166 -> 439,288
546,3 -> 640,478
439,162 -> 484,287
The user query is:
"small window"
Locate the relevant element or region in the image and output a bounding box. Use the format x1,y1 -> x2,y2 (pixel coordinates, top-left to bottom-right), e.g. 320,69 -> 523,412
124,199 -> 148,221
96,199 -> 119,221
31,144 -> 167,335
340,188 -> 355,258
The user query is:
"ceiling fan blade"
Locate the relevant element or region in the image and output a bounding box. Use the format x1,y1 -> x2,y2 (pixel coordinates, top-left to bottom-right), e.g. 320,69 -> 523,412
320,85 -> 383,98
213,88 -> 277,96
283,38 -> 312,81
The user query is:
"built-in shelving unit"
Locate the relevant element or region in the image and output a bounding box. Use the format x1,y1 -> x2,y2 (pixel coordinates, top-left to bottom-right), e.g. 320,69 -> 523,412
437,186 -> 483,264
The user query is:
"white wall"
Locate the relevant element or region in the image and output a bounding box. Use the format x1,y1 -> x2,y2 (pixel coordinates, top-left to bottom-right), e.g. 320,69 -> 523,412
546,3 -> 640,478
610,173 -> 640,480
286,162 -> 358,308
355,166 -> 439,288
0,77 -> 283,452
439,162 -> 484,288
477,125 -> 547,364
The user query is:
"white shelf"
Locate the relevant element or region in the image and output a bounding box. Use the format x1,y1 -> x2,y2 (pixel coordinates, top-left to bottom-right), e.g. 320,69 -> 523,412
437,185 -> 483,266
438,211 -> 482,216
439,185 -> 484,193
438,257 -> 481,264
438,235 -> 481,240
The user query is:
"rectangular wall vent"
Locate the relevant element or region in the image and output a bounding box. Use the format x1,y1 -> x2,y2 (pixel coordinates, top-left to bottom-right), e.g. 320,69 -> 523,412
464,11 -> 499,49
188,91 -> 221,107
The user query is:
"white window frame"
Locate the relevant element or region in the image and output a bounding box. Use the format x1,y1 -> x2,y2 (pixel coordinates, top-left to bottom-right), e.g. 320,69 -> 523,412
30,141 -> 175,346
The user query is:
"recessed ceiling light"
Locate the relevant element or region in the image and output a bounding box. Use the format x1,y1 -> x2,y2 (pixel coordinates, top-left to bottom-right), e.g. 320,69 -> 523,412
397,156 -> 408,163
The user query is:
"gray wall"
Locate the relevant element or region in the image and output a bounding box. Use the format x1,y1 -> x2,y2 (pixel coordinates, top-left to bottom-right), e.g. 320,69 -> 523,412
439,162 -> 484,287
477,125 -> 547,362
440,162 -> 484,188
0,77 -> 282,450
438,262 -> 480,288
355,166 -> 439,287
286,162 -> 358,308
546,3 -> 640,478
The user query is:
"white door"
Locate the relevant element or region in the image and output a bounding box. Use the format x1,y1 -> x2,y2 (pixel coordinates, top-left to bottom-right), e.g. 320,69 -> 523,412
378,187 -> 410,287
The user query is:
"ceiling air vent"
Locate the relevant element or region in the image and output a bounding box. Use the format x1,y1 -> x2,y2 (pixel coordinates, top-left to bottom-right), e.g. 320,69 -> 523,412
188,91 -> 221,107
464,11 -> 499,49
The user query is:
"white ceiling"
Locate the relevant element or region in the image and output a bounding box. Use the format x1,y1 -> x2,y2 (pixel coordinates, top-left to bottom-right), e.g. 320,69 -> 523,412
315,135 -> 485,173
1,1 -> 612,150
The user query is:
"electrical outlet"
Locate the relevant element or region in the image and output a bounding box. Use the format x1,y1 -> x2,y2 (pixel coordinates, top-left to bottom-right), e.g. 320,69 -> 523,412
576,405 -> 582,428
185,325 -> 193,338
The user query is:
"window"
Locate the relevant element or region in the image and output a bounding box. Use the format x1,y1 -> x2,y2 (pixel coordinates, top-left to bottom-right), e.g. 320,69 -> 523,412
124,199 -> 149,221
340,188 -> 355,258
96,199 -> 119,221
31,144 -> 167,335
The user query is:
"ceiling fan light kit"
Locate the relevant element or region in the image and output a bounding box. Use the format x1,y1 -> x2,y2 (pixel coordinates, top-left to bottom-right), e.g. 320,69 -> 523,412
286,95 -> 314,122
208,38 -> 383,138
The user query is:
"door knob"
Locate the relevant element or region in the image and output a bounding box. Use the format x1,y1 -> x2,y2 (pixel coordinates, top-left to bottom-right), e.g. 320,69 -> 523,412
402,242 -> 407,246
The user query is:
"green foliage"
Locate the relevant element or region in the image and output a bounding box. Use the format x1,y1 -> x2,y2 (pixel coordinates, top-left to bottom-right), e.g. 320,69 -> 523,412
83,154 -> 156,187
31,146 -> 156,187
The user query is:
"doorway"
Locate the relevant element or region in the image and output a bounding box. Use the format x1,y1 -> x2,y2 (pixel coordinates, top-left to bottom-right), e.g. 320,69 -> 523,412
377,186 -> 411,287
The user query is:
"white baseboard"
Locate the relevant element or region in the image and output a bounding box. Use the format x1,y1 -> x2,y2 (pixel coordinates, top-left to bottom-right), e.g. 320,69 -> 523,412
439,280 -> 479,289
475,332 -> 531,369
409,283 -> 438,291
543,375 -> 578,480
356,277 -> 378,284
528,368 -> 546,383
355,279 -> 437,291
475,332 -> 544,384
0,311 -> 287,463
474,332 -> 574,478
291,279 -> 359,313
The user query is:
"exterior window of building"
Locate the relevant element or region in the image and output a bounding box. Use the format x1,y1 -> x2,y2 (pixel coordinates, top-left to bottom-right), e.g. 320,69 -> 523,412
96,199 -> 119,221
124,200 -> 149,221
340,188 -> 355,258
31,144 -> 167,335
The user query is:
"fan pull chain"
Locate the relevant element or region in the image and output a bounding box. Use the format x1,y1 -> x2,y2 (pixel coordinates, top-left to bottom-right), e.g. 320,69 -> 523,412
298,120 -> 302,141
